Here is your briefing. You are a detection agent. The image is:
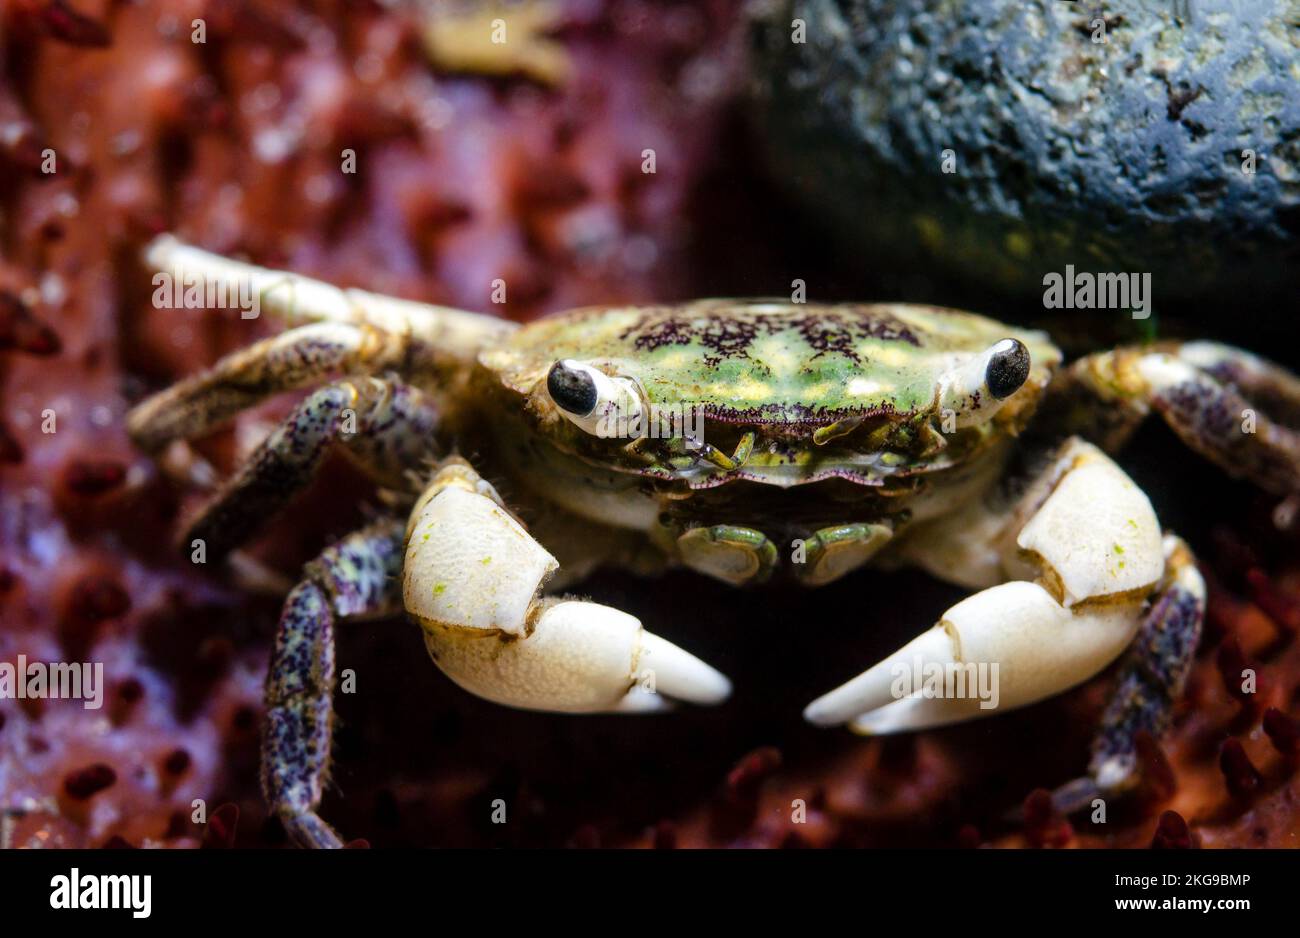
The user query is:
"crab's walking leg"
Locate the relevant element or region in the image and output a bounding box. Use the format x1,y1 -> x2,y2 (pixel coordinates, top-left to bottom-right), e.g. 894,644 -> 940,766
262,519 -> 405,849
126,322 -> 402,454
185,377 -> 440,558
1053,537 -> 1205,810
144,235 -> 514,370
804,438 -> 1178,737
129,234 -> 513,456
405,459 -> 731,713
1047,341 -> 1300,495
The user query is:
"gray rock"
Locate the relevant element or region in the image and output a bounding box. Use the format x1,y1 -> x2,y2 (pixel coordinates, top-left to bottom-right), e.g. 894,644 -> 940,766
751,0 -> 1300,305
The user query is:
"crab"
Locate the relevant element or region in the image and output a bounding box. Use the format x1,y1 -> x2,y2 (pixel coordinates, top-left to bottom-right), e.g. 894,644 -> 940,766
126,236 -> 1300,847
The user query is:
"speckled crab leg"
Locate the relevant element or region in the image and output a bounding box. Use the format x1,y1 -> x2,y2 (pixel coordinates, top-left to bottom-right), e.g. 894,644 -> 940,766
1053,536 -> 1205,813
126,321 -> 402,454
262,519 -> 406,849
184,377 -> 441,559
144,235 -> 514,374
129,235 -> 512,455
1043,341 -> 1300,495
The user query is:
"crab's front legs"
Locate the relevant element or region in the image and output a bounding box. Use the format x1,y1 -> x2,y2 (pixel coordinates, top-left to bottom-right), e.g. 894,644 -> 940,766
405,459 -> 731,713
805,439 -> 1205,801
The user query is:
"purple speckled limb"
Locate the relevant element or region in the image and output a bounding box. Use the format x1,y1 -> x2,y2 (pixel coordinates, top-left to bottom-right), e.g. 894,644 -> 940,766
1040,342 -> 1300,496
1053,538 -> 1205,816
185,376 -> 440,558
127,322 -> 404,454
261,518 -> 405,848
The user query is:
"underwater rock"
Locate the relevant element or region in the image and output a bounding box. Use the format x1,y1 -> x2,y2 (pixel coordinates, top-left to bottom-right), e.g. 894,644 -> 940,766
752,0 -> 1300,307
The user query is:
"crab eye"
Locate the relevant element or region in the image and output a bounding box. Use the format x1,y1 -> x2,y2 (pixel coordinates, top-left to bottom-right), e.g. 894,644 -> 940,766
937,337 -> 1037,430
547,360 -> 599,416
985,339 -> 1030,399
544,359 -> 645,437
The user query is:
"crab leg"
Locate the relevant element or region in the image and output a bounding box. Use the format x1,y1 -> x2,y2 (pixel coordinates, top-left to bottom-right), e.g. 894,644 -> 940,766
1045,341 -> 1300,495
1178,341 -> 1300,423
405,459 -> 731,713
262,519 -> 406,849
805,439 -> 1173,735
1053,536 -> 1204,810
144,235 -> 514,372
184,377 -> 441,558
129,236 -> 513,454
126,321 -> 399,453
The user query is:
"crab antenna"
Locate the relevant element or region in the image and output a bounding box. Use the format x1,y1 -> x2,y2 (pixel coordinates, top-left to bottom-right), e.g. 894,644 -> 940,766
936,339 -> 1030,429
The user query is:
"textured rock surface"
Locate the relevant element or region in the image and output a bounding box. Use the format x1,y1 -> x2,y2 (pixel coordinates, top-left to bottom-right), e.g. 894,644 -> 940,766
752,0 -> 1300,305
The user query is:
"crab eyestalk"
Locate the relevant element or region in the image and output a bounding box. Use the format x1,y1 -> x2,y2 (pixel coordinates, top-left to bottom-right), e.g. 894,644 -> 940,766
936,338 -> 1031,429
546,359 -> 646,439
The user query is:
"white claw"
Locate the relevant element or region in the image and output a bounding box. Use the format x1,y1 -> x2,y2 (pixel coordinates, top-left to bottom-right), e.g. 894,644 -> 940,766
614,687 -> 675,713
405,484 -> 558,635
809,443 -> 1169,734
803,627 -> 953,727
422,600 -> 730,713
1015,452 -> 1163,607
849,694 -> 978,735
636,631 -> 731,705
805,581 -> 1143,732
405,476 -> 729,714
